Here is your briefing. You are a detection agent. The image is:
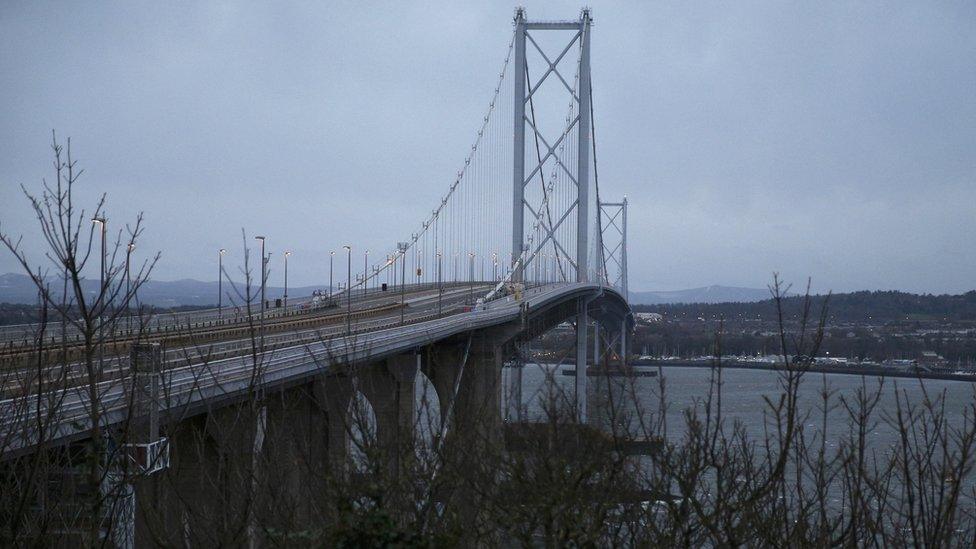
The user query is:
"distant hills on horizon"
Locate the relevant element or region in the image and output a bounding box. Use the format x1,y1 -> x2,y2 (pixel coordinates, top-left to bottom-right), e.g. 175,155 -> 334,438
0,272 -> 324,308
0,272 -> 970,308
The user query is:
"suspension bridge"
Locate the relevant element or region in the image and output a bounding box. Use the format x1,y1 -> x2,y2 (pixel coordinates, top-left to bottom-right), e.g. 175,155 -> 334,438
0,9 -> 634,545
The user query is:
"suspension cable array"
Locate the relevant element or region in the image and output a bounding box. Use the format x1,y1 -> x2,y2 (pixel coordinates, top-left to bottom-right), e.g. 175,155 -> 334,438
338,8 -> 625,305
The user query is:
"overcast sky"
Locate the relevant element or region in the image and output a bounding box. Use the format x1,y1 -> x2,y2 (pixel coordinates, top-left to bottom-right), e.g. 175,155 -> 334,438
1,2 -> 973,294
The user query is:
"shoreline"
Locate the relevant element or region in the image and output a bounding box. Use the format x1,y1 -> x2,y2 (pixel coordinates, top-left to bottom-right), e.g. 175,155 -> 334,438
633,359 -> 976,383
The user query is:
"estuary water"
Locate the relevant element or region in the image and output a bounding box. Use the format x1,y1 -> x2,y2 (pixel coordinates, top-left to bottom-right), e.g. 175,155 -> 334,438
507,363 -> 976,449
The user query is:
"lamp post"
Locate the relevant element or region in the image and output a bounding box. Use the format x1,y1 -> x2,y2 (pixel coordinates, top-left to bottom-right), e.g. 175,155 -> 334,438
91,216 -> 106,367
218,248 -> 226,320
328,250 -> 335,302
254,236 -> 266,313
468,252 -> 475,304
343,245 -> 351,334
283,251 -> 291,309
363,250 -> 369,296
397,242 -> 409,324
392,253 -> 397,291
492,252 -> 498,282
126,243 -> 135,330
91,217 -> 106,301
436,251 -> 443,315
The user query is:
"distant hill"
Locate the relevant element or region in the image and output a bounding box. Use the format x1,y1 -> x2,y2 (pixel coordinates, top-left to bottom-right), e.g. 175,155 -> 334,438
0,272 -> 327,307
630,285 -> 773,305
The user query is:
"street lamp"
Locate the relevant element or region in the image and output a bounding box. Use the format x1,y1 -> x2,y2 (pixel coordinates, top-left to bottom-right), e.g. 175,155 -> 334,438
329,250 -> 335,299
254,236 -> 266,313
436,251 -> 443,315
283,251 -> 292,309
218,249 -> 226,319
397,242 -> 409,324
91,216 -> 106,368
343,245 -> 352,334
126,243 -> 135,330
468,252 -> 475,304
389,253 -> 395,290
91,217 -> 107,301
363,250 -> 369,296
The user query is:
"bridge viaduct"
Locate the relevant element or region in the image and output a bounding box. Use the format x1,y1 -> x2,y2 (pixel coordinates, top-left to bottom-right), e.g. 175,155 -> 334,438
0,8 -> 636,546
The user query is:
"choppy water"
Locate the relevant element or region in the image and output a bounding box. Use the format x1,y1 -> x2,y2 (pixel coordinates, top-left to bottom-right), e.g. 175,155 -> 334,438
508,364 -> 976,449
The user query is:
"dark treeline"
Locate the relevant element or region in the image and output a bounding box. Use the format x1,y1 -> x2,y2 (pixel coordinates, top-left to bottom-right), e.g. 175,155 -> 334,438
636,290 -> 976,323
631,319 -> 976,362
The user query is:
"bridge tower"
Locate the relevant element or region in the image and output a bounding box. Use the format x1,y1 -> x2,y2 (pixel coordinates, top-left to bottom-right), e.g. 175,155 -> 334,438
511,7 -> 593,282
512,7 -> 594,420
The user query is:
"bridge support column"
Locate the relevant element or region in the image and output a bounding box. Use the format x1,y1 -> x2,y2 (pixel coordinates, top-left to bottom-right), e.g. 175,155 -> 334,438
313,373 -> 355,475
206,402 -> 268,548
422,335 -> 504,537
421,345 -> 463,428
140,398 -> 267,548
148,415 -> 215,546
423,336 -> 504,448
359,354 -> 418,477
456,338 -> 504,447
261,384 -> 329,530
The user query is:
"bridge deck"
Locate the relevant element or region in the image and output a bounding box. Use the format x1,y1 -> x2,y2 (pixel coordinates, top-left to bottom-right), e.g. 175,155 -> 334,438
0,282 -> 627,456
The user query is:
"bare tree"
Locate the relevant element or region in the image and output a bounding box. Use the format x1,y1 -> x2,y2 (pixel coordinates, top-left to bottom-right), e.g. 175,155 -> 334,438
0,133 -> 159,545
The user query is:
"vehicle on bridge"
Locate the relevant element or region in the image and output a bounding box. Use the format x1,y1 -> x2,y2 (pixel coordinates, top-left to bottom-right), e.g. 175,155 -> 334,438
300,289 -> 338,310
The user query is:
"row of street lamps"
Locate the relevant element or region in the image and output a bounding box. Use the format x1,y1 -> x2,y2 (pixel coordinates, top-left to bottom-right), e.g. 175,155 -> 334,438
86,218 -> 520,343
211,244 -> 522,321
94,219 -> 542,329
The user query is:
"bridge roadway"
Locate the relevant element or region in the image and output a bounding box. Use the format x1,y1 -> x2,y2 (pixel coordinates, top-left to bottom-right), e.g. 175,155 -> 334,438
1,281 -> 628,456
0,284 -> 485,397
0,281 -> 479,347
